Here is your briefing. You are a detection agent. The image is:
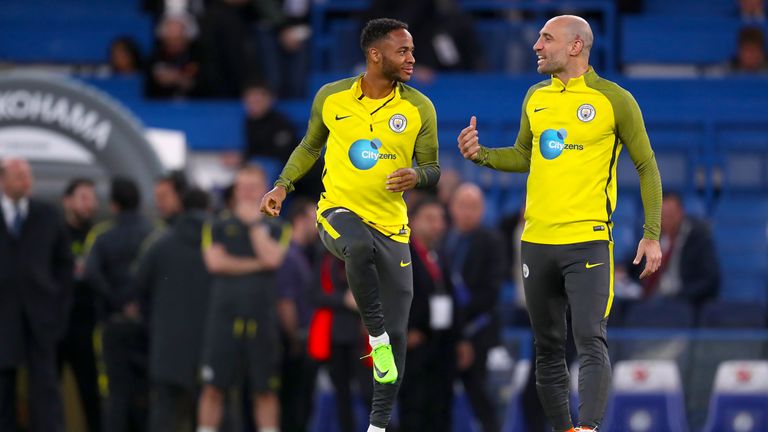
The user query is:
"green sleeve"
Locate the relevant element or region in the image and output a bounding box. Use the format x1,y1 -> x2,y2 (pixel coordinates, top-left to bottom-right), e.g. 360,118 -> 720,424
613,89 -> 662,240
412,96 -> 440,188
274,84 -> 335,193
474,84 -> 541,172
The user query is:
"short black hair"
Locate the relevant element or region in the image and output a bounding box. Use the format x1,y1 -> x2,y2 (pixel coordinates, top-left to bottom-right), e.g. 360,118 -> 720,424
182,187 -> 210,211
156,170 -> 188,196
285,196 -> 315,223
739,26 -> 766,49
409,195 -> 442,219
663,190 -> 683,205
63,177 -> 95,197
110,176 -> 140,211
242,78 -> 274,96
360,18 -> 409,52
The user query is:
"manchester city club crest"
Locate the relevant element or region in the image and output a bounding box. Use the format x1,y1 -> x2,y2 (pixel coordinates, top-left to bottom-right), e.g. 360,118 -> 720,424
577,103 -> 596,122
388,113 -> 407,133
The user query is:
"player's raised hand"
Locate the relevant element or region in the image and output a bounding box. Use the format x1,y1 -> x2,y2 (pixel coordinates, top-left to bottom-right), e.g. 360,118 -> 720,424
634,238 -> 662,279
386,168 -> 418,192
458,116 -> 481,160
260,186 -> 287,217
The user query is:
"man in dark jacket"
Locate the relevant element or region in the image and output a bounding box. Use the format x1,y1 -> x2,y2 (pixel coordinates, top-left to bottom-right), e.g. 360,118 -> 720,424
399,197 -> 457,432
85,177 -> 154,432
442,183 -> 505,432
241,81 -> 323,199
0,158 -> 72,432
309,251 -> 373,432
641,192 -> 720,305
137,188 -> 212,432
58,178 -> 101,432
276,197 -> 318,432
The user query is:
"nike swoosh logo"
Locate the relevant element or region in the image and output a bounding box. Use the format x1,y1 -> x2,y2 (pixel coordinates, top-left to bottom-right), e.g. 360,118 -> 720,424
533,107 -> 548,112
374,365 -> 387,379
335,114 -> 351,120
585,262 -> 604,269
400,260 -> 411,267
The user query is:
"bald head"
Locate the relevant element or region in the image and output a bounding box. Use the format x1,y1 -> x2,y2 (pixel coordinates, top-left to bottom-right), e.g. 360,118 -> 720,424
533,15 -> 593,78
449,182 -> 484,233
550,15 -> 593,53
0,158 -> 33,200
552,15 -> 595,51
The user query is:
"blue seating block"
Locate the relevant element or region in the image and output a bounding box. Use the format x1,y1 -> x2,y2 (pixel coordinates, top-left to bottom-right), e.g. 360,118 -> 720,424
621,16 -> 742,64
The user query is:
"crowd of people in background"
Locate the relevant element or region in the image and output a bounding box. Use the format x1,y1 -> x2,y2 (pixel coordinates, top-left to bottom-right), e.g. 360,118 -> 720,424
96,0 -> 768,102
0,152 -> 725,432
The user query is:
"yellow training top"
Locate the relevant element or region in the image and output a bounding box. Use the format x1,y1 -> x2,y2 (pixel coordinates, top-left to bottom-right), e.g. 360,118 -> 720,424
476,67 -> 662,245
276,75 -> 440,243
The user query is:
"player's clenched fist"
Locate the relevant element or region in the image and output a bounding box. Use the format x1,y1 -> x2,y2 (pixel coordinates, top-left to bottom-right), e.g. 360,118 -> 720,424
260,186 -> 287,217
457,115 -> 481,161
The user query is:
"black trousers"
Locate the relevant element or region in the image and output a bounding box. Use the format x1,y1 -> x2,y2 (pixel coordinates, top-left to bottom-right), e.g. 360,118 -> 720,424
521,240 -> 613,431
398,330 -> 455,432
148,382 -> 197,432
0,308 -> 65,432
317,208 -> 413,428
58,291 -> 101,432
279,342 -> 318,432
328,342 -> 373,432
100,320 -> 148,432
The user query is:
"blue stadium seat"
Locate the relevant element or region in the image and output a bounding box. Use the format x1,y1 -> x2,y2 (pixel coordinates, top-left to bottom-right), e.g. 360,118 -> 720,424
122,101 -> 245,151
603,360 -> 690,432
702,361 -> 768,432
0,14 -> 153,63
616,301 -> 695,371
712,196 -> 768,304
621,16 -> 742,65
643,0 -> 737,16
685,302 -> 768,427
76,76 -> 144,101
698,301 -> 766,328
624,300 -> 696,329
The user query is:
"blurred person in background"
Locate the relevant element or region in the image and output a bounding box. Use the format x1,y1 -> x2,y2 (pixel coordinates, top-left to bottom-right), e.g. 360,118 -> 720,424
436,168 -> 461,209
108,36 -> 144,76
58,178 -> 101,432
739,0 -> 765,23
276,197 -> 319,432
256,0 -> 313,98
638,192 -> 720,307
85,177 -> 154,432
198,0 -> 282,98
308,251 -> 374,432
154,171 -> 188,225
137,188 -> 213,432
146,12 -> 202,99
364,0 -> 485,82
442,182 -> 504,432
731,27 -> 768,73
399,197 -> 457,432
239,81 -> 323,199
0,158 -> 72,432
197,165 -> 289,432
242,81 -> 298,164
